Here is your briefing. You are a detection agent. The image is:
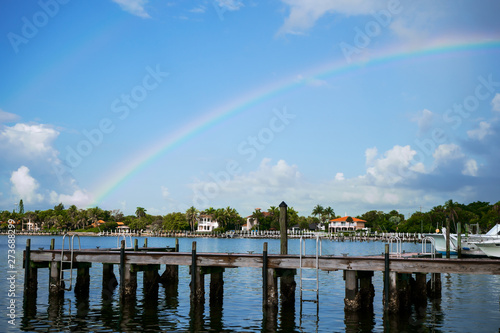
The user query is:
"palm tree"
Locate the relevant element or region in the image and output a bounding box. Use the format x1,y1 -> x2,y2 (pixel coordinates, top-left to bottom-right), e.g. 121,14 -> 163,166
135,207 -> 147,218
312,204 -> 324,220
185,206 -> 199,232
324,206 -> 335,220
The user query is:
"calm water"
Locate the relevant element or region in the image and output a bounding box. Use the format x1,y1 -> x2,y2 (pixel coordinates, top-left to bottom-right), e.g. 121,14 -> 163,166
2,235 -> 500,332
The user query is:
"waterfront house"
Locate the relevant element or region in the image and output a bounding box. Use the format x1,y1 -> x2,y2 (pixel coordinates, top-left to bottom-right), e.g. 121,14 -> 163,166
197,214 -> 219,232
92,220 -> 106,228
328,216 -> 366,233
116,222 -> 130,232
243,209 -> 272,231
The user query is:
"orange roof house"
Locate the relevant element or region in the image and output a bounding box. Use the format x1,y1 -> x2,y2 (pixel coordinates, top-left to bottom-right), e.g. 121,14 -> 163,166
328,216 -> 366,232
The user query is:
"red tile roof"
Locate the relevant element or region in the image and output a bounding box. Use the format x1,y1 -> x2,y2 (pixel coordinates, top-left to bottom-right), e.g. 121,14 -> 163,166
329,216 -> 366,222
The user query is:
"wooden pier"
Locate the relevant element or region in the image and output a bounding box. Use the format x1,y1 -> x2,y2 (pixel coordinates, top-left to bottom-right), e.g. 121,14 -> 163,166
23,238 -> 500,314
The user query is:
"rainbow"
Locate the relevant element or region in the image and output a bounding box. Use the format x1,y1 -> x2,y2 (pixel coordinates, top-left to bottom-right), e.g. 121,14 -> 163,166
90,35 -> 500,207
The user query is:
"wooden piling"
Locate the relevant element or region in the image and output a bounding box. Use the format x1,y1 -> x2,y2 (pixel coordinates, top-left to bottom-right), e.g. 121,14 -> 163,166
49,238 -> 62,295
413,273 -> 427,304
344,270 -> 359,311
143,269 -> 160,296
208,268 -> 224,305
190,241 -> 204,303
278,269 -> 296,305
74,263 -> 91,295
121,263 -> 137,298
279,201 -> 288,255
102,263 -> 118,290
134,239 -> 138,251
262,242 -> 268,301
384,244 -> 390,312
23,239 -> 37,293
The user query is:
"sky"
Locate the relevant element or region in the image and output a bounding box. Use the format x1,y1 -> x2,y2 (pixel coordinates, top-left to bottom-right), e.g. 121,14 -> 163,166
1,0 -> 500,218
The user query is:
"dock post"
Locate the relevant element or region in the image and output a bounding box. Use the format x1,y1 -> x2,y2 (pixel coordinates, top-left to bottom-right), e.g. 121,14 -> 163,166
119,240 -> 137,300
413,273 -> 427,305
74,263 -> 91,296
49,238 -> 62,295
103,264 -> 118,290
209,268 -> 224,305
160,238 -> 179,286
190,242 -> 204,303
262,242 -> 268,302
457,221 -> 462,258
358,271 -> 375,309
344,270 -> 359,311
23,239 -> 37,293
279,201 -> 288,255
277,268 -> 296,306
134,239 -> 138,251
143,268 -> 160,297
121,264 -> 137,299
427,273 -> 442,299
383,244 -> 390,312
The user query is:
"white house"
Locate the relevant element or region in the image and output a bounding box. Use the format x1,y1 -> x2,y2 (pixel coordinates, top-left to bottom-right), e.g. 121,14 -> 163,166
197,214 -> 219,232
328,216 -> 367,233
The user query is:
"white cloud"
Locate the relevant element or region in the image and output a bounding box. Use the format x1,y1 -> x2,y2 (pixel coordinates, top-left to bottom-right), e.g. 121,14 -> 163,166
412,109 -> 434,134
432,143 -> 464,162
0,123 -> 59,162
462,159 -> 478,177
365,147 -> 378,165
334,172 -> 345,181
365,145 -> 423,185
467,121 -> 494,141
112,0 -> 150,18
161,186 -> 170,198
0,109 -> 20,123
277,0 -> 387,35
492,93 -> 500,112
190,6 -> 206,13
10,166 -> 43,204
214,0 -> 244,11
50,189 -> 92,207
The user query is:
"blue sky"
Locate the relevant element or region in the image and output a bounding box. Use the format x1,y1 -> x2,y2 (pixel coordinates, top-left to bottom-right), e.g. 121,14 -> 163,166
1,0 -> 500,218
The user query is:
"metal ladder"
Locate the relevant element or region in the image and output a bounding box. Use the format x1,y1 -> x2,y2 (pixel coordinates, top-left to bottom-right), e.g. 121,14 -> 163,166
60,234 -> 81,291
299,235 -> 321,331
117,233 -> 133,249
299,235 -> 321,302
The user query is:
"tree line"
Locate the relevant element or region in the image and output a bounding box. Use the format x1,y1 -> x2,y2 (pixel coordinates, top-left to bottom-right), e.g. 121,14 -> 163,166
1,199 -> 499,233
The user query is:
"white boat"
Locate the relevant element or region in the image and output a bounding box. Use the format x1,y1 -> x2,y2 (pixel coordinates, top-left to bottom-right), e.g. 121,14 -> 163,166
424,224 -> 500,257
474,240 -> 500,258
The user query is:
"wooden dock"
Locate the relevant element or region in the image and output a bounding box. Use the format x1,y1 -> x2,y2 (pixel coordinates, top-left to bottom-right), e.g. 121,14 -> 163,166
23,238 -> 500,314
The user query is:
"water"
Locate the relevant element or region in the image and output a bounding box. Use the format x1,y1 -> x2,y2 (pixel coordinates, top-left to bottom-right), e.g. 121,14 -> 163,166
2,235 -> 500,332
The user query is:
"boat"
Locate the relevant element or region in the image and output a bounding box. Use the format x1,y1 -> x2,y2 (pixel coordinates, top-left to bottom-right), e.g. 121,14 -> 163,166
474,239 -> 500,258
424,224 -> 500,257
